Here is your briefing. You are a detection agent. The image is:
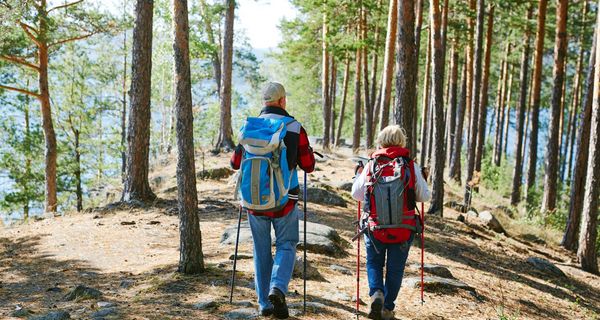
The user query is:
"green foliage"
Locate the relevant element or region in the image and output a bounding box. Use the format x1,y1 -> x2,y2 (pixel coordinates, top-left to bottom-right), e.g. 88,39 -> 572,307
481,144 -> 513,198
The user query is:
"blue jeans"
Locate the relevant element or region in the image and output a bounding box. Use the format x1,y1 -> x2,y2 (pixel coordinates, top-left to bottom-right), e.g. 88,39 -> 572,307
247,207 -> 299,310
364,234 -> 413,311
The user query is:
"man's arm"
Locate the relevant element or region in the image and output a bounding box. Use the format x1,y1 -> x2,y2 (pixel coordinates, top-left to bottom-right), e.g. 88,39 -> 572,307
230,144 -> 244,170
297,127 -> 315,173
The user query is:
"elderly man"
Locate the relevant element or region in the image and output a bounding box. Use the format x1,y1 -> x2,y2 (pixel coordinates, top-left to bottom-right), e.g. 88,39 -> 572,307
230,82 -> 315,319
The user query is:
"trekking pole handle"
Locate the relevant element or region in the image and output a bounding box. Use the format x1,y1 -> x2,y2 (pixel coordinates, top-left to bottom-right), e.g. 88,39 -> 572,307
313,151 -> 324,158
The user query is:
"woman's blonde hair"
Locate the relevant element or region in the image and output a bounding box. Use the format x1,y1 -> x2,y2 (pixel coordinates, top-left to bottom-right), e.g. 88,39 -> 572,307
376,125 -> 407,148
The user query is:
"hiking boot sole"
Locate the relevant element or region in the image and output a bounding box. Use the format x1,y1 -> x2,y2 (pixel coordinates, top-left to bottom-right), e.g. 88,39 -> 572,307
368,299 -> 383,320
268,292 -> 289,319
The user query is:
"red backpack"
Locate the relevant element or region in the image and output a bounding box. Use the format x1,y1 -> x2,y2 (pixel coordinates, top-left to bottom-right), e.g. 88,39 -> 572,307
363,147 -> 422,244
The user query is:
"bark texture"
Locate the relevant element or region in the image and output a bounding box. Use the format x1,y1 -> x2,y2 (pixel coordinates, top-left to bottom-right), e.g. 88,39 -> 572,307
173,0 -> 204,274
322,14 -> 331,150
379,0 -> 398,130
123,0 -> 156,202
541,0 -> 568,214
216,0 -> 235,150
449,55 -> 468,183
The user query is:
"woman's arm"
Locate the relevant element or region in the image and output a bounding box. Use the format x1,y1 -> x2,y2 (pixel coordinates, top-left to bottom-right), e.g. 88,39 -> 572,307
413,163 -> 431,202
351,163 -> 369,201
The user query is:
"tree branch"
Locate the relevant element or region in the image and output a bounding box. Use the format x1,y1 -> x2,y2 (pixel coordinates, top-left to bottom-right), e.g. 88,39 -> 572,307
48,0 -> 84,13
19,22 -> 42,47
0,84 -> 41,99
19,22 -> 39,35
49,32 -> 99,48
0,55 -> 40,71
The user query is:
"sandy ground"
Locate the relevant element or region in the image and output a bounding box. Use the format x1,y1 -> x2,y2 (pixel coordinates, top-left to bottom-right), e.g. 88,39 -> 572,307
1,150 -> 599,320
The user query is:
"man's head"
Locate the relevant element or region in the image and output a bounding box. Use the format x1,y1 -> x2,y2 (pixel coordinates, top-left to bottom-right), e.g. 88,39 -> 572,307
262,82 -> 287,109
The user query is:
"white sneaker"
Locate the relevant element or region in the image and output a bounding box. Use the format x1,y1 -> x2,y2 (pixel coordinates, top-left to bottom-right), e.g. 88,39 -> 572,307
368,290 -> 384,320
382,308 -> 395,320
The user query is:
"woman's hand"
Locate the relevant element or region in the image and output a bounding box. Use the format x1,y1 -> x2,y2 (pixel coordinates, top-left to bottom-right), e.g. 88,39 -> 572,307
421,166 -> 430,181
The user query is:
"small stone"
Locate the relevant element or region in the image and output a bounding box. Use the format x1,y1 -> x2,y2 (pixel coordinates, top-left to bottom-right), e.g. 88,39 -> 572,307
478,211 -> 505,234
97,301 -> 115,308
408,264 -> 454,279
351,295 -> 366,305
29,311 -> 71,320
456,214 -> 465,222
526,257 -> 566,278
330,291 -> 351,301
91,307 -> 118,319
334,182 -> 354,192
329,264 -> 352,275
403,276 -> 473,292
229,253 -> 253,260
193,300 -> 219,310
11,306 -> 32,317
119,280 -> 135,289
223,308 -> 258,319
289,301 -> 327,312
147,221 -> 160,225
46,287 -> 62,293
232,301 -> 253,307
293,256 -> 322,280
63,285 -> 102,301
466,210 -> 478,218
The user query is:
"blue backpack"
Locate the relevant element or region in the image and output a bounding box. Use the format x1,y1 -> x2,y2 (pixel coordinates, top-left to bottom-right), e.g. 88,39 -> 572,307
237,116 -> 296,212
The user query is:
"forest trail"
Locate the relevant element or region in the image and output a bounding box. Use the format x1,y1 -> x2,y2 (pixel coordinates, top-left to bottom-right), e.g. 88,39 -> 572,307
1,148 -> 599,320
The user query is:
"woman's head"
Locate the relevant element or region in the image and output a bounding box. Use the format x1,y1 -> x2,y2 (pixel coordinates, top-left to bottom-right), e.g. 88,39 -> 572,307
376,125 -> 407,148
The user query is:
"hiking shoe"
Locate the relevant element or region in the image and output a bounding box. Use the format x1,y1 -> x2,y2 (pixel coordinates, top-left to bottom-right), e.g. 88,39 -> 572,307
368,290 -> 384,320
382,308 -> 395,320
259,307 -> 273,316
268,287 -> 289,319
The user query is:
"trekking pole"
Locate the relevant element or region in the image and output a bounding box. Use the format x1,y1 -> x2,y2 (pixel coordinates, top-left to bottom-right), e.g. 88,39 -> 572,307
356,201 -> 361,319
420,201 -> 425,305
229,205 -> 243,303
303,170 -> 308,314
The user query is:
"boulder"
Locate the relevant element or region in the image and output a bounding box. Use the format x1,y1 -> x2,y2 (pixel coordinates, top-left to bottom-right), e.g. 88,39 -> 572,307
193,300 -> 219,310
91,307 -> 118,319
408,264 -> 454,279
63,285 -> 102,301
221,221 -> 347,256
293,256 -> 322,280
197,167 -> 234,180
443,201 -> 467,213
466,210 -> 478,218
223,308 -> 258,319
298,187 -> 347,207
526,257 -> 566,278
403,276 -> 474,292
334,182 -> 354,192
478,211 -> 505,234
29,311 -> 71,320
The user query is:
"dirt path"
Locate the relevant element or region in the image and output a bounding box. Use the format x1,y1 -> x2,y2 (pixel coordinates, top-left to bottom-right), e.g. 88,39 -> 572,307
1,152 -> 599,319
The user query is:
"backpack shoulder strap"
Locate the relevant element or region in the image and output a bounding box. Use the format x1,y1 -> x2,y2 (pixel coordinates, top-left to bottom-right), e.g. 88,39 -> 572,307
407,159 -> 416,188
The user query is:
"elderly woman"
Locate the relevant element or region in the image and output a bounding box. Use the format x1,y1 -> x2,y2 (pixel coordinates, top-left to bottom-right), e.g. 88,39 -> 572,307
351,125 -> 431,320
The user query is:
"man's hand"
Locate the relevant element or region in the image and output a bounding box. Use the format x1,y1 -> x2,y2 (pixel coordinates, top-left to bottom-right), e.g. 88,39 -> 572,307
421,166 -> 430,181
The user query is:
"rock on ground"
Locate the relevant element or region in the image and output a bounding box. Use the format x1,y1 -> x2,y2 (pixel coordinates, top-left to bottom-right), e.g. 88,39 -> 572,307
333,182 -> 353,192
495,205 -> 516,218
288,301 -> 327,313
526,257 -> 566,278
478,211 -> 506,234
229,253 -> 252,260
91,307 -> 118,319
443,201 -> 467,213
298,187 -> 347,207
408,264 -> 454,279
329,264 -> 352,275
197,167 -> 234,180
63,285 -> 102,301
221,221 -> 347,256
29,311 -> 71,320
293,256 -> 322,280
223,308 -> 258,319
403,276 -> 474,292
193,300 -> 220,310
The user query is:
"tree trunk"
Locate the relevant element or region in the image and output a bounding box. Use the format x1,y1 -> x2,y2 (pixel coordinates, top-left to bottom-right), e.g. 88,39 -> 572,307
541,0 -> 568,214
173,0 -> 204,274
445,42 -> 459,166
74,129 -> 82,212
577,9 -> 600,274
370,6 -> 381,136
322,14 -> 331,150
493,42 -> 511,166
503,68 -> 514,158
428,0 -> 445,216
411,0 -> 424,150
336,56 -> 351,146
474,5 -> 495,174
353,46 -> 362,153
464,0 -> 485,206
420,34 -> 431,163
216,0 -> 235,151
24,91 -> 31,220
362,7 -> 373,149
449,54 -> 468,183
379,0 -> 398,130
39,44 -> 58,212
526,0 -> 548,200
330,56 -> 337,146
465,0 -> 476,147
123,0 -> 156,203
510,6 -> 533,206
121,24 -> 128,180
562,26 -> 596,252
199,0 -> 222,94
